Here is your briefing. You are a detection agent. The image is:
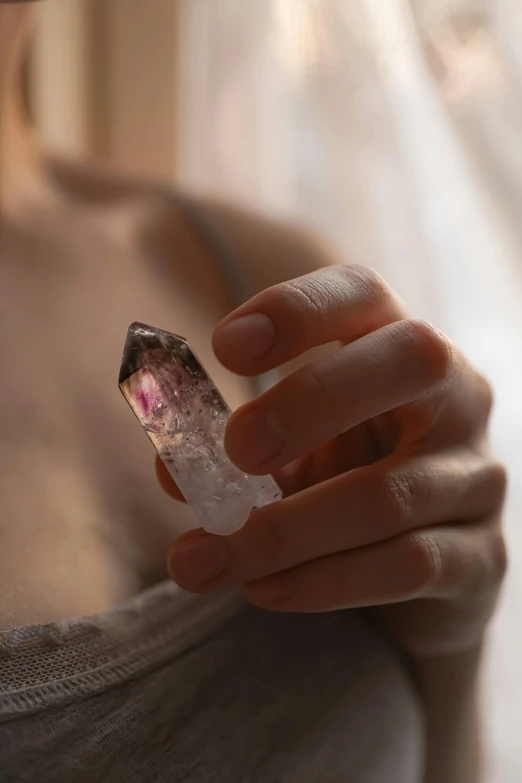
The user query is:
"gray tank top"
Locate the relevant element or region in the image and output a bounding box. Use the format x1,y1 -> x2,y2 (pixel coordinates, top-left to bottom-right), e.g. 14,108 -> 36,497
0,197 -> 424,782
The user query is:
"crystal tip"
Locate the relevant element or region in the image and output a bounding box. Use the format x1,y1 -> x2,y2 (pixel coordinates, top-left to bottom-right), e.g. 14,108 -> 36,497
118,322 -> 187,386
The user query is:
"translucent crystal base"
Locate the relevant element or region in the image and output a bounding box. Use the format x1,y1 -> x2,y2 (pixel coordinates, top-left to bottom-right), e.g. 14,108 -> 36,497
119,322 -> 282,535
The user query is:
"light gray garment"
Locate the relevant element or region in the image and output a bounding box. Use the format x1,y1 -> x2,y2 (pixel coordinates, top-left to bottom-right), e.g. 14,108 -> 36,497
0,583 -> 423,783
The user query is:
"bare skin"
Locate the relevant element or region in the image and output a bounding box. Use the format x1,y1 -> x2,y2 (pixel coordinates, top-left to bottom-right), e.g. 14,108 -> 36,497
0,5 -> 325,626
0,5 -> 507,783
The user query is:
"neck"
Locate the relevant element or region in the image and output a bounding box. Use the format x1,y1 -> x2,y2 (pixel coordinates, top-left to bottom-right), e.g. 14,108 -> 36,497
0,6 -> 43,217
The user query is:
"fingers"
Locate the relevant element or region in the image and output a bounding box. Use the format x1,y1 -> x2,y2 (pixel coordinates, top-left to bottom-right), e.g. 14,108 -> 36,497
225,319 -> 458,474
168,451 -> 506,593
243,521 -> 505,613
213,265 -> 408,376
155,456 -> 186,502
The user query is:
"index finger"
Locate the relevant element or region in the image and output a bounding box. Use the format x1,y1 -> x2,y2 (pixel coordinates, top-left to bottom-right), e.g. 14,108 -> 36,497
212,265 -> 408,376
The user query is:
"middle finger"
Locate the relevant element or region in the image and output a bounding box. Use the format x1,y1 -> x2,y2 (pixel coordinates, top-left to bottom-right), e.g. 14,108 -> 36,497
225,318 -> 456,474
168,450 -> 503,593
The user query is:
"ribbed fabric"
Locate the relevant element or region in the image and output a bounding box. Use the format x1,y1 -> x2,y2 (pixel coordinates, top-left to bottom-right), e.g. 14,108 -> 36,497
0,584 -> 243,717
0,584 -> 423,783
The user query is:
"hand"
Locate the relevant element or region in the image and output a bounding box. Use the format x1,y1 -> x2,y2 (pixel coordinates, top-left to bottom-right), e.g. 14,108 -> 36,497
162,265 -> 507,658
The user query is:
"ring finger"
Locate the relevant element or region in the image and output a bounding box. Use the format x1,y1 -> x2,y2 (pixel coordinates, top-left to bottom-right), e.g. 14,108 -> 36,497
168,450 -> 505,593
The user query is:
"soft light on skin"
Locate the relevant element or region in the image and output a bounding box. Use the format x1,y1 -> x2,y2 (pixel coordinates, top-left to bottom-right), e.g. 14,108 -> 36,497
0,4 -> 35,97
0,2 -> 44,214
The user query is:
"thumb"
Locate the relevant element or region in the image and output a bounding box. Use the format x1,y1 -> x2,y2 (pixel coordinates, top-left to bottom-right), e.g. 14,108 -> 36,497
155,456 -> 187,503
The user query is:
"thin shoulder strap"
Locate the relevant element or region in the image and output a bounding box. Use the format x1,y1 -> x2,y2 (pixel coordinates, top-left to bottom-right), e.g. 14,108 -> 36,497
172,191 -> 279,394
173,192 -> 255,308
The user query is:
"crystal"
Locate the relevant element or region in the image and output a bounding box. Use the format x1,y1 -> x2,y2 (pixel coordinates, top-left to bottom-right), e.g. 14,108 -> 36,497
119,322 -> 282,535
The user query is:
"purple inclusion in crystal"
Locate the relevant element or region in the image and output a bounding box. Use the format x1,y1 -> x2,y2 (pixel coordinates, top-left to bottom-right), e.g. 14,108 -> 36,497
119,322 -> 282,535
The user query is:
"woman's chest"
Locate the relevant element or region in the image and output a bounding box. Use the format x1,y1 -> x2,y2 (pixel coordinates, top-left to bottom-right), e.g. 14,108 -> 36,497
0,213 -> 251,464
0,215 -> 253,623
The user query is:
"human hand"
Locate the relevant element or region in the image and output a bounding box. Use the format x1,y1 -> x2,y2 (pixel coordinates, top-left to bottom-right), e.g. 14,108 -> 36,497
162,266 -> 507,658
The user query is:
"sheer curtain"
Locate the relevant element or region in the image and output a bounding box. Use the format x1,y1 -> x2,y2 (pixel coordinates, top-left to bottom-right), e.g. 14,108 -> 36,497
176,8 -> 522,777
180,3 -> 522,780
32,1 -> 522,780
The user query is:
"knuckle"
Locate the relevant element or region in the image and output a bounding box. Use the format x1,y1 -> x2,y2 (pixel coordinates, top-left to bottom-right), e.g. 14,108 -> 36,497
271,264 -> 397,322
403,533 -> 442,595
490,530 -> 508,585
347,264 -> 393,305
373,470 -> 415,532
279,276 -> 333,317
307,359 -> 338,413
393,319 -> 456,389
463,527 -> 508,600
475,371 -> 495,422
487,461 -> 509,508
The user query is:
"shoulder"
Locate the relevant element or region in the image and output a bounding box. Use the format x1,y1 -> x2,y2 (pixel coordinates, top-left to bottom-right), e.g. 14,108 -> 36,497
44,153 -> 339,289
146,188 -> 341,292
196,197 -> 340,290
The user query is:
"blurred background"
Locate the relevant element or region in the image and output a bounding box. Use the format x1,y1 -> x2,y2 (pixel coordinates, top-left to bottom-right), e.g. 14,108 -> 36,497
29,0 -> 522,779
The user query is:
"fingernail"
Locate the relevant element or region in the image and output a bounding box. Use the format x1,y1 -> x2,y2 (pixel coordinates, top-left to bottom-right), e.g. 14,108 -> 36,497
244,575 -> 295,607
215,314 -> 275,363
169,534 -> 229,590
227,407 -> 286,470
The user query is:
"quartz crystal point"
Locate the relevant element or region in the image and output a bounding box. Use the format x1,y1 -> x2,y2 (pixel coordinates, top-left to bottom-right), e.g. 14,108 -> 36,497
119,322 -> 282,535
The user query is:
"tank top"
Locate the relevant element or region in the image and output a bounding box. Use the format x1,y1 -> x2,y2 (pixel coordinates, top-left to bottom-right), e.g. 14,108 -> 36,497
0,196 -> 424,783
